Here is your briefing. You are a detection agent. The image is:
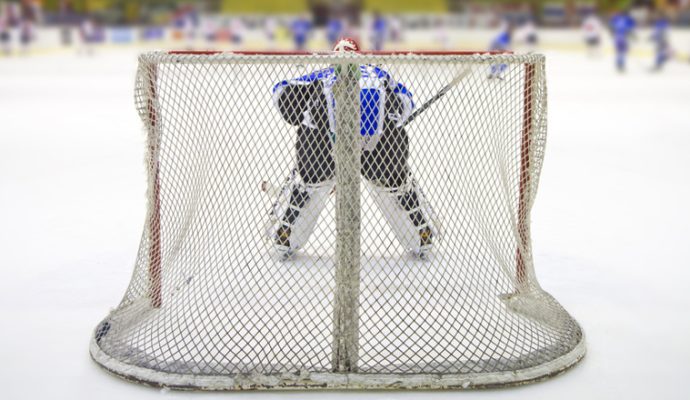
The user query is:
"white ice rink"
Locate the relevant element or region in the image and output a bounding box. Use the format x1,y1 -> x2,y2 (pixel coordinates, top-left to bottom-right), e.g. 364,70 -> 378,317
1,43 -> 689,399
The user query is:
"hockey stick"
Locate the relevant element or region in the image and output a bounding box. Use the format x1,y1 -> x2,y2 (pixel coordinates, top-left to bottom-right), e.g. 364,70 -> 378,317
402,67 -> 472,127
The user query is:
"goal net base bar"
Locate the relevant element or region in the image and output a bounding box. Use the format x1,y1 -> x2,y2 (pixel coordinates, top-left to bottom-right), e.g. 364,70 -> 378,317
90,335 -> 585,391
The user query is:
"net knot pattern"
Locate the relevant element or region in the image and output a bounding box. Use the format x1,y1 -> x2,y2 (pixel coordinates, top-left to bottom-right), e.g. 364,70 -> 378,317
90,51 -> 585,390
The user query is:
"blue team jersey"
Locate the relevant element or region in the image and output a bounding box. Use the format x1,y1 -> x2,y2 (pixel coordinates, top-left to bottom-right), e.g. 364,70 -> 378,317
291,19 -> 311,40
273,65 -> 414,147
651,18 -> 669,44
490,31 -> 511,51
610,14 -> 635,40
372,17 -> 386,36
326,19 -> 343,43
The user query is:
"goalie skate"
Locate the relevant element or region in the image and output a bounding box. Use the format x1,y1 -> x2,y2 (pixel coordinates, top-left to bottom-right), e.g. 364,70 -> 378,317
414,226 -> 434,259
273,225 -> 295,261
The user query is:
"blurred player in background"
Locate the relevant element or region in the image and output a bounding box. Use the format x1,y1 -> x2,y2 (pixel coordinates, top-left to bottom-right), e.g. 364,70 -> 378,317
216,18 -> 231,43
389,14 -> 402,44
291,14 -> 312,51
516,16 -> 538,52
264,16 -> 277,50
230,17 -> 245,46
433,15 -> 450,50
609,9 -> 636,72
78,14 -> 96,55
18,0 -> 40,55
370,11 -> 386,51
488,19 -> 512,79
58,0 -> 77,46
172,4 -> 199,49
650,12 -> 671,71
0,7 -> 10,55
202,16 -> 217,43
4,1 -> 19,28
582,10 -> 604,57
19,19 -> 33,54
326,15 -> 344,49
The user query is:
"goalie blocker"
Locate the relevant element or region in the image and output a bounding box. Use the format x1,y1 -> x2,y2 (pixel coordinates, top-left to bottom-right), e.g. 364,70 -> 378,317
269,41 -> 439,259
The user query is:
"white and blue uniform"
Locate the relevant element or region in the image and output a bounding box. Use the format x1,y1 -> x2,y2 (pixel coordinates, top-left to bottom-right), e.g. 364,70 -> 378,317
270,65 -> 436,257
272,64 -> 414,151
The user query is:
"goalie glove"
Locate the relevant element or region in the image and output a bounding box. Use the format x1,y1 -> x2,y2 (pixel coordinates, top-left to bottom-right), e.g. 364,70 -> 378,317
276,79 -> 327,127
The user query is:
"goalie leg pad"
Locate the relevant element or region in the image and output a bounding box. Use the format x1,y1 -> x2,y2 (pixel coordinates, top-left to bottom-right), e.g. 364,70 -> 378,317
366,180 -> 439,255
274,179 -> 334,255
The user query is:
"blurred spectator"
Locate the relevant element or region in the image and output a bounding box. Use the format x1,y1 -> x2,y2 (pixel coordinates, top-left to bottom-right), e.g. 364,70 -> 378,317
21,0 -> 41,24
433,16 -> 450,50
216,18 -> 231,43
202,16 -> 217,43
6,2 -> 19,28
0,8 -> 10,55
58,0 -> 77,46
264,16 -> 278,49
14,0 -> 40,54
172,7 -> 186,41
172,4 -> 199,48
230,17 -> 245,45
19,20 -> 34,54
582,10 -> 604,57
141,25 -> 165,42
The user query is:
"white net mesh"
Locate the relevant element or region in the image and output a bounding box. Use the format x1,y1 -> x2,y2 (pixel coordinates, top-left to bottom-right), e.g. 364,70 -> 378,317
90,51 -> 584,390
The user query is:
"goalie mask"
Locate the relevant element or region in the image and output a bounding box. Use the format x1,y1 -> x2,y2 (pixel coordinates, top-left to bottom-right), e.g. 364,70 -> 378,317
333,37 -> 360,53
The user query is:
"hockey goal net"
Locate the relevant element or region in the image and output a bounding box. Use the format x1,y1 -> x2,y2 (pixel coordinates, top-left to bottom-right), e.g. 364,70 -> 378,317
90,51 -> 584,390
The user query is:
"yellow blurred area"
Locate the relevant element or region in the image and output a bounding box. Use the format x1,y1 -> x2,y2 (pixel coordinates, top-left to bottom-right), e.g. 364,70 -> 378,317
221,0 -> 309,14
363,0 -> 447,13
220,0 -> 448,14
39,0 -> 132,12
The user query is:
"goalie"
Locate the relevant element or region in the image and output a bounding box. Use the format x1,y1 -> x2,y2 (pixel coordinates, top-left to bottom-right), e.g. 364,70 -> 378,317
267,38 -> 440,260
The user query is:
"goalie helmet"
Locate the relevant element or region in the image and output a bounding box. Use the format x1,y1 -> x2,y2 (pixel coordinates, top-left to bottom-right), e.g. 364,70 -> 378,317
333,37 -> 360,53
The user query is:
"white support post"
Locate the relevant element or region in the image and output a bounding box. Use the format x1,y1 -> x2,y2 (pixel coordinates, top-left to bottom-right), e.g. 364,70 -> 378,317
331,62 -> 362,372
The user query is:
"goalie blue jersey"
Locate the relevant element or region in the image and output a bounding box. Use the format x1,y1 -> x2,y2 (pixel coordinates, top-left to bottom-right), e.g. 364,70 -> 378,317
272,65 -> 415,143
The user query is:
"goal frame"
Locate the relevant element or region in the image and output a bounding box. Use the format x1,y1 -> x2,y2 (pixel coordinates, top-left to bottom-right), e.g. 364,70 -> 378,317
91,50 -> 585,390
90,336 -> 585,390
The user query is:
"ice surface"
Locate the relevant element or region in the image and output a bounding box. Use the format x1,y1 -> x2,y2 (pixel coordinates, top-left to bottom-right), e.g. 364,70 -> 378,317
1,44 -> 689,399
